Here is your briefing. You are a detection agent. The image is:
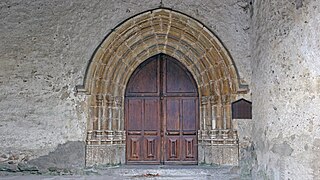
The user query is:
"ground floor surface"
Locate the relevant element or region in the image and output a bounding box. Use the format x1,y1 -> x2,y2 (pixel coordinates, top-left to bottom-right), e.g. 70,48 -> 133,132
0,165 -> 242,180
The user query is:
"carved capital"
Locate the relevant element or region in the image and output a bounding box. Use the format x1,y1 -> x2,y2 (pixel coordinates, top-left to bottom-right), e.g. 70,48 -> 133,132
201,96 -> 209,105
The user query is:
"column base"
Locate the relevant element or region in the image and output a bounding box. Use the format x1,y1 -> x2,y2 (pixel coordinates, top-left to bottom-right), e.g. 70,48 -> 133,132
198,129 -> 239,165
85,144 -> 125,167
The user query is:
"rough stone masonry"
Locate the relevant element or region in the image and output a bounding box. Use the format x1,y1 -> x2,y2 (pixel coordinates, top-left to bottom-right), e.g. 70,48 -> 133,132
0,0 -> 319,179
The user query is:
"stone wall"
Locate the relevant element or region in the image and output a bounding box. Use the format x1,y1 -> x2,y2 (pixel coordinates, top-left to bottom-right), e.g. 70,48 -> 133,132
251,0 -> 320,179
234,118 -> 254,178
0,0 -> 252,171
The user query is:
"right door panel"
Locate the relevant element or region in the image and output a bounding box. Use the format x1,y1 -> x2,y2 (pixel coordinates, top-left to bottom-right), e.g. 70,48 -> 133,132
164,97 -> 198,164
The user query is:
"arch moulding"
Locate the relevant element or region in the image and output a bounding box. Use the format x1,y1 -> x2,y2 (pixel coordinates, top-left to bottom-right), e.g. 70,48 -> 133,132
77,8 -> 248,166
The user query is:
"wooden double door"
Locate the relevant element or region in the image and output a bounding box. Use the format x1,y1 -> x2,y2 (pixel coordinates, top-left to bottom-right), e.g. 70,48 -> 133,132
125,54 -> 199,165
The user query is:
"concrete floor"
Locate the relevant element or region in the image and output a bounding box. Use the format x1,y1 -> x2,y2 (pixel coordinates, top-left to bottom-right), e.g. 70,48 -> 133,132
0,165 -> 241,180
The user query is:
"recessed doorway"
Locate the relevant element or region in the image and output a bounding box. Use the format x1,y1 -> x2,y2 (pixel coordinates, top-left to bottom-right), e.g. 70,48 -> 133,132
125,54 -> 199,165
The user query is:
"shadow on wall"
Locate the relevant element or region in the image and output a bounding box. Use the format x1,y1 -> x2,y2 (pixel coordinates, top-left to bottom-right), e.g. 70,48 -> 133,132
0,141 -> 85,175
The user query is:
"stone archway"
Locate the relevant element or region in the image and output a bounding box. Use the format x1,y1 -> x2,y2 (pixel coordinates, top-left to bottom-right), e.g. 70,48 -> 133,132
77,8 -> 248,166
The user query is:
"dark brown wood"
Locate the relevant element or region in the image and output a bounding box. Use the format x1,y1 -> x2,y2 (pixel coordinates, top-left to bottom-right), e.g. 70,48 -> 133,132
163,56 -> 197,96
232,98 -> 252,119
126,57 -> 160,97
163,97 -> 198,164
126,97 -> 161,164
125,54 -> 198,165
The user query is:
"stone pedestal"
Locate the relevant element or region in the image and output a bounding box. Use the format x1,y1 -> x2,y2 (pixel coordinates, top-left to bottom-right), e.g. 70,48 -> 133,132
86,144 -> 125,166
198,145 -> 239,165
198,129 -> 239,165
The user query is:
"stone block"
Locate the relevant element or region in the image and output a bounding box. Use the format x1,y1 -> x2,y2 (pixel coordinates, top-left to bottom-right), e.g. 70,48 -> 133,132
0,163 -> 17,172
17,163 -> 39,172
86,144 -> 125,167
198,144 -> 238,166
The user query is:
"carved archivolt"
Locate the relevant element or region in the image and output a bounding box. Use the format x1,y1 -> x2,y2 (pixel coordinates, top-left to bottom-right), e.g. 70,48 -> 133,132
79,8 -> 247,149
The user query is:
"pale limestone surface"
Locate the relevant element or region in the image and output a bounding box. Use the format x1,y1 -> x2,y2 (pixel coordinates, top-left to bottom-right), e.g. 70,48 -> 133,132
234,119 -> 254,178
0,165 -> 240,180
2,0 -> 320,179
251,0 -> 320,179
162,0 -> 252,86
0,0 -> 252,170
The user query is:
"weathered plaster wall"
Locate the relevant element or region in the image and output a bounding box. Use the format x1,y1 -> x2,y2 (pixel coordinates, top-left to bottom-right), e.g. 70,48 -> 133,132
0,0 -> 251,170
162,0 -> 252,87
251,0 -> 320,179
234,118 -> 254,178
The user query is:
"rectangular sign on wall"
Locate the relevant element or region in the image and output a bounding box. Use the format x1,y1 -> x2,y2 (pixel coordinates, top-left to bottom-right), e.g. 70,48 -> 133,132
232,99 -> 252,119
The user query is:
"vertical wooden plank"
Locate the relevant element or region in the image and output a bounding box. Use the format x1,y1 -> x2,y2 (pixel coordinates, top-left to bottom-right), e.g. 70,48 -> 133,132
182,99 -> 196,130
144,99 -> 160,130
127,99 -> 143,131
166,99 -> 180,131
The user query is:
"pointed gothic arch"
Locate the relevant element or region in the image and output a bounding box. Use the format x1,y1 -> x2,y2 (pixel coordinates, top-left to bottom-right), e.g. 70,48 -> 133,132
77,8 -> 248,166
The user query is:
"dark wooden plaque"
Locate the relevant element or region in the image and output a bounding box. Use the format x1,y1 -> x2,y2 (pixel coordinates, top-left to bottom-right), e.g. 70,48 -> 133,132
232,98 -> 252,119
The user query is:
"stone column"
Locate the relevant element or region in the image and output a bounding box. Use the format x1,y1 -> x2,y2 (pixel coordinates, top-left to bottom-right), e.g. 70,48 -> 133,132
201,96 -> 209,130
114,96 -> 124,143
97,95 -> 104,130
101,95 -> 108,131
87,105 -> 94,144
106,96 -> 113,131
105,96 -> 114,140
221,96 -> 226,130
114,96 -> 122,131
225,95 -> 232,130
210,96 -> 217,130
96,94 -> 103,144
216,98 -> 223,129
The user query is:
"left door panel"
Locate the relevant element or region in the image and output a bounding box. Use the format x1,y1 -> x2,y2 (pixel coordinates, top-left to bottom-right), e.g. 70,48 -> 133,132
126,98 -> 161,164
